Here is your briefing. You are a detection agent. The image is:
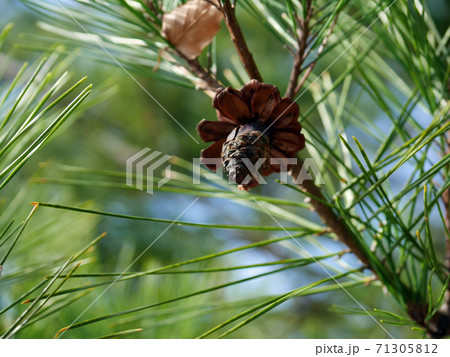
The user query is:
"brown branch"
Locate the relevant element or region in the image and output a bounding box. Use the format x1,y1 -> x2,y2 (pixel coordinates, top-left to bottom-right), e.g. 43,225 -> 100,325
290,160 -> 371,267
220,0 -> 263,82
285,0 -> 313,99
285,3 -> 338,98
293,14 -> 338,97
143,1 -> 221,92
176,50 -> 223,91
283,6 -> 450,335
291,159 -> 450,338
406,302 -> 450,338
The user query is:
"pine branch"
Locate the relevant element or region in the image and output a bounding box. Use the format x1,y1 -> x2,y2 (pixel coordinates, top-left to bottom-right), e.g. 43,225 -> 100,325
290,160 -> 370,267
294,15 -> 338,96
175,49 -> 222,91
285,5 -> 339,98
220,0 -> 262,82
285,0 -> 313,99
291,159 -> 450,338
144,1 -> 221,92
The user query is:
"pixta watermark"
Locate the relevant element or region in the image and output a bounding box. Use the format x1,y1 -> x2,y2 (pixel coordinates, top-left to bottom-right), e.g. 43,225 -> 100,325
126,147 -> 324,194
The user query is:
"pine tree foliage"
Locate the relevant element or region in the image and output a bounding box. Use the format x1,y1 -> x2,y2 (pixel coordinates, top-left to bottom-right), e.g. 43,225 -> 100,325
0,0 -> 449,338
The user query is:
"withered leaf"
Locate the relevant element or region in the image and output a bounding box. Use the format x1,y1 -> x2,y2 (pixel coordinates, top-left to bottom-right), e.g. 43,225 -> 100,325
162,0 -> 223,60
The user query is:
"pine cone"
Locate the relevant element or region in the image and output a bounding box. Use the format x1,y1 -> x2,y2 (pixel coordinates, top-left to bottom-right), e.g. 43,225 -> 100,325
197,80 -> 305,190
222,124 -> 271,189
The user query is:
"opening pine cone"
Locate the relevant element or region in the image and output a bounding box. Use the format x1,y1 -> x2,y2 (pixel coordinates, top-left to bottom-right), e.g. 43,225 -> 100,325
197,80 -> 305,190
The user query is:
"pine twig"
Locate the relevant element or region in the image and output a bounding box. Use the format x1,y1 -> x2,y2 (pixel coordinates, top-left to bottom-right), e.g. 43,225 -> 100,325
285,0 -> 313,99
176,50 -> 223,91
220,0 -> 263,82
292,14 -> 339,98
291,160 -> 450,338
290,160 -> 370,267
143,1 -> 221,92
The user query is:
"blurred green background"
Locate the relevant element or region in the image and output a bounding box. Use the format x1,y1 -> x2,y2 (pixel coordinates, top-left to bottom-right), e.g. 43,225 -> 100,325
1,0 -> 449,338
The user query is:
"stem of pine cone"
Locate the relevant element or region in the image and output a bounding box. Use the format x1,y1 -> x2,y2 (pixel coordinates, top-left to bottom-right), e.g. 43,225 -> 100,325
220,0 -> 263,82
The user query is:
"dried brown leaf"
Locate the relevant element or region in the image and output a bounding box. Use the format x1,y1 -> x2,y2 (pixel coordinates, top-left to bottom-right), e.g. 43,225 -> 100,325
162,0 -> 223,60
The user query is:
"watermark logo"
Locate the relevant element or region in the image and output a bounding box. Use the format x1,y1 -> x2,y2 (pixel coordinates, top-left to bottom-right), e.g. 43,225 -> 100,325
126,148 -> 324,194
126,148 -> 171,194
193,157 -> 324,186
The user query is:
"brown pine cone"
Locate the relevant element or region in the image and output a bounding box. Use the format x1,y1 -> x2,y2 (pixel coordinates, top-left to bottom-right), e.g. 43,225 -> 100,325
197,80 -> 305,190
